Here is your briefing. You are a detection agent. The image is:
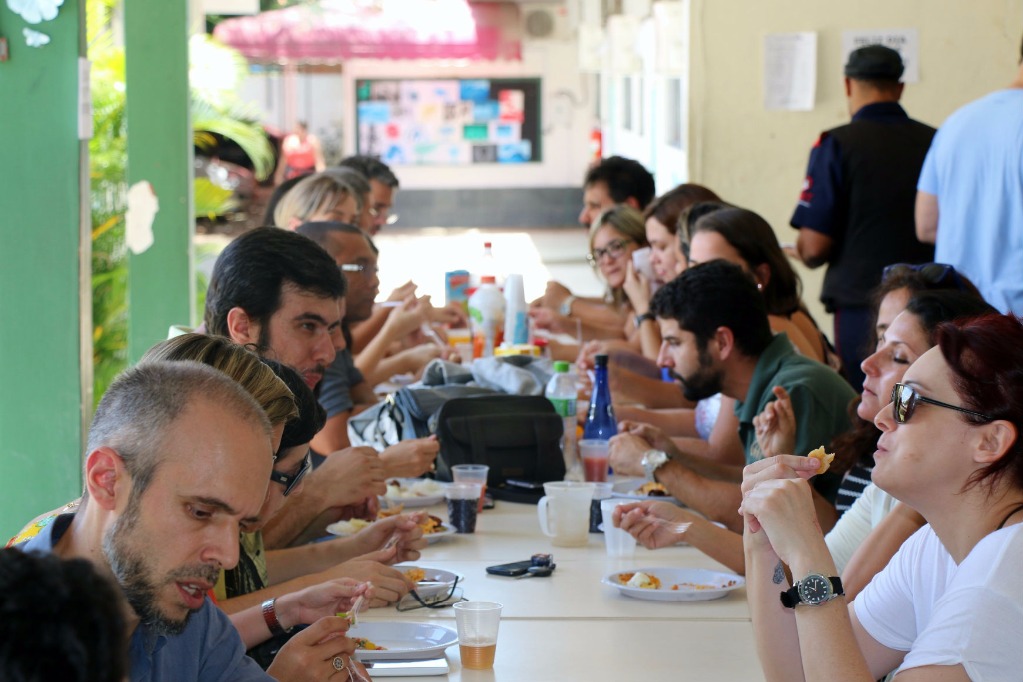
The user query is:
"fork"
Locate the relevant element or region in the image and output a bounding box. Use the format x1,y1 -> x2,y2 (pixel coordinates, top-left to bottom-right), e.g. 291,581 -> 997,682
645,517 -> 692,535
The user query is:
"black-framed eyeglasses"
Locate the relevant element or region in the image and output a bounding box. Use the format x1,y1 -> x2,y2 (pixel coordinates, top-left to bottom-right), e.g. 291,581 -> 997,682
368,207 -> 399,225
881,263 -> 967,291
340,263 -> 380,277
586,238 -> 632,266
890,383 -> 995,425
396,576 -> 466,611
269,450 -> 312,497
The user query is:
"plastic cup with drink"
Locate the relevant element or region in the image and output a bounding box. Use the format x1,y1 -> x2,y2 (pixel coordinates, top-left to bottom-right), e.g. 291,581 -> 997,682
579,439 -> 610,482
451,464 -> 489,514
446,482 -> 482,533
453,601 -> 502,670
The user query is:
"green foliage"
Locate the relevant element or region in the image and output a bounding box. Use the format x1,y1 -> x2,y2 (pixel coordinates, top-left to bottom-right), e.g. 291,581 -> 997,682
89,0 -> 274,404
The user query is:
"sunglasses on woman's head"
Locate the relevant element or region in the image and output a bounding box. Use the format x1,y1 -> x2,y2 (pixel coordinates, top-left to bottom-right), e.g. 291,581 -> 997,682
890,383 -> 995,424
881,263 -> 967,291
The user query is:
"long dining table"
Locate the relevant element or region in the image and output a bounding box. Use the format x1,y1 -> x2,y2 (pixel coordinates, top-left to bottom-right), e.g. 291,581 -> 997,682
355,494 -> 766,681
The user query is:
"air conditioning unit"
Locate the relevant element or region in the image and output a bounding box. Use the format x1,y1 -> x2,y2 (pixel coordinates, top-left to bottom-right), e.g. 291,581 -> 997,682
521,3 -> 571,42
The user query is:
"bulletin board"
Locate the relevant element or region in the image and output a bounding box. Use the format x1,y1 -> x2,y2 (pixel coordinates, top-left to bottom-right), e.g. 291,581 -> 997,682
355,78 -> 542,166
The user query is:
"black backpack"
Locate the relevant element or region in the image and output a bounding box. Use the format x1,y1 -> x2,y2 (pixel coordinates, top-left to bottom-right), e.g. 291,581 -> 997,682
435,395 -> 566,503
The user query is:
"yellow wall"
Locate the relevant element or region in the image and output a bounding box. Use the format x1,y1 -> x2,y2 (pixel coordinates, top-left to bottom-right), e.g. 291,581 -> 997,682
687,0 -> 1022,332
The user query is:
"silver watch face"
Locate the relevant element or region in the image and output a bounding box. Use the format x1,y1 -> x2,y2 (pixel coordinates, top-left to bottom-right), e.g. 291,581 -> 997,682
797,574 -> 833,605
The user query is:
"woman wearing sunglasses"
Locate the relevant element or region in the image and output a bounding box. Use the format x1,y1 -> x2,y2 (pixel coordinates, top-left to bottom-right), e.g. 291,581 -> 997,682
741,313 -> 1023,682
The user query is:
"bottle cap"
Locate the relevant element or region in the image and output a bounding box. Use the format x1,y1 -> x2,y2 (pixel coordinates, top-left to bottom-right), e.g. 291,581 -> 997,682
594,354 -> 609,368
480,275 -> 497,284
553,361 -> 570,373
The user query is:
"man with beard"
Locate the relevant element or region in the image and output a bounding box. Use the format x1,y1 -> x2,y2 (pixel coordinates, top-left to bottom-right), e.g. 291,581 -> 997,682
609,261 -> 855,532
205,227 -> 389,549
296,221 -> 443,468
15,361 -> 359,681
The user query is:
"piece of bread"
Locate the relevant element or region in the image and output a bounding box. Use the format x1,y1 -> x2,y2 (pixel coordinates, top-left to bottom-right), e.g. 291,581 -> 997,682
807,446 -> 836,473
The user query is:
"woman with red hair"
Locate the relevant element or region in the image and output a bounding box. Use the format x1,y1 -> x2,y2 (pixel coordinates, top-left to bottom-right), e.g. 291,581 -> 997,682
741,313 -> 1023,681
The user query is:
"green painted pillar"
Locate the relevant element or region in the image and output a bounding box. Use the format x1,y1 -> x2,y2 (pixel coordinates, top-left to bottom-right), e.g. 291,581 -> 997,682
0,2 -> 88,540
124,0 -> 193,360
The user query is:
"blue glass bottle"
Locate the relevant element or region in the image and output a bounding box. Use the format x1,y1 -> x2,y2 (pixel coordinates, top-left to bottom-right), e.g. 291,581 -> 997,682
583,354 -> 617,440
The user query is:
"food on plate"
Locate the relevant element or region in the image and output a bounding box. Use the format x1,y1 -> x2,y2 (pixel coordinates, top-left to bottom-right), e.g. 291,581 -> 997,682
807,446 -> 836,474
671,579 -> 739,591
383,478 -> 445,500
352,637 -> 387,651
325,518 -> 372,536
633,481 -> 669,497
377,505 -> 404,518
403,568 -> 427,583
617,571 -> 662,589
419,514 -> 446,535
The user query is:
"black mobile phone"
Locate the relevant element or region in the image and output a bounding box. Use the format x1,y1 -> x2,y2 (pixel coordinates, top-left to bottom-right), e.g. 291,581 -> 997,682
486,559 -> 534,576
486,554 -> 554,577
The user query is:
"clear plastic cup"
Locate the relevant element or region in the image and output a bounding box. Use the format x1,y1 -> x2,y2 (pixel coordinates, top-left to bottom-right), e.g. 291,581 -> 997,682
445,482 -> 482,533
451,464 -> 489,513
600,498 -> 637,557
578,439 -> 610,482
454,601 -> 502,670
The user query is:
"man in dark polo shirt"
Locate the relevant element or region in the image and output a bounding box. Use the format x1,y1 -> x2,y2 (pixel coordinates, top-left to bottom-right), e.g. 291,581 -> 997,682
791,44 -> 935,391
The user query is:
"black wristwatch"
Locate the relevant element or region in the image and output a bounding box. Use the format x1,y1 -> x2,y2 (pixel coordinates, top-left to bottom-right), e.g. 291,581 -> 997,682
780,573 -> 844,608
634,312 -> 655,329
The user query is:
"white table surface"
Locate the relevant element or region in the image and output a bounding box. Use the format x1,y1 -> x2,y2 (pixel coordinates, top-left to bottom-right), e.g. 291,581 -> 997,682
356,498 -> 763,681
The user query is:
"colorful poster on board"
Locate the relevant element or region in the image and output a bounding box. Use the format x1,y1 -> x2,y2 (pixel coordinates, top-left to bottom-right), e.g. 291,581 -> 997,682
356,78 -> 540,164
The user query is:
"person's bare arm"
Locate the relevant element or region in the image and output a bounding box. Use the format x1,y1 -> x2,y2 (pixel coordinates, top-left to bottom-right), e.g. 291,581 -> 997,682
915,191 -> 939,244
310,135 -> 326,172
614,405 -> 698,437
842,502 -> 925,599
311,411 -> 352,453
610,368 -> 688,409
261,448 -> 387,549
794,228 -> 834,269
615,502 -> 746,575
349,308 -> 390,355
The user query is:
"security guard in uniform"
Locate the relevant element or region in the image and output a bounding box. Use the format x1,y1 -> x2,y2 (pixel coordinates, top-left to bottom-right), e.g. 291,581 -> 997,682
790,44 -> 935,392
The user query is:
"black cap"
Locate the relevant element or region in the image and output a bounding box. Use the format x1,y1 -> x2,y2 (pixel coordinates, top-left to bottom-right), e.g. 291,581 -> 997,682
844,44 -> 904,81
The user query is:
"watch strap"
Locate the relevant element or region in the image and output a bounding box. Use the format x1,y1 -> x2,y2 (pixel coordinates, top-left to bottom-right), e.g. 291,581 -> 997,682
262,598 -> 288,636
634,312 -> 655,329
558,295 -> 577,317
780,575 -> 844,608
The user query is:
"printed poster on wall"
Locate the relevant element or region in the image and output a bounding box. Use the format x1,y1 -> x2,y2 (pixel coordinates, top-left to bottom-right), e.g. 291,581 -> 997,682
841,28 -> 920,83
356,78 -> 542,165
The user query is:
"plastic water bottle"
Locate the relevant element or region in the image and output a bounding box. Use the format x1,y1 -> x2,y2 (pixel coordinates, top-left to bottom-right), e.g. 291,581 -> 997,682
468,277 -> 504,358
583,354 -> 617,440
503,273 -> 529,346
546,361 -> 579,478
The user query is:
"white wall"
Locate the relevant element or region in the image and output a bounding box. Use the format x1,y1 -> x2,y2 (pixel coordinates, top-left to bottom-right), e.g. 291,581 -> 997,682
685,0 -> 1022,331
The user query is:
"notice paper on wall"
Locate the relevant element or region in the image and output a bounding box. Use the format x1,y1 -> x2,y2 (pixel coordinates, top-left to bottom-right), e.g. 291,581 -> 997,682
841,28 -> 920,83
763,32 -> 817,111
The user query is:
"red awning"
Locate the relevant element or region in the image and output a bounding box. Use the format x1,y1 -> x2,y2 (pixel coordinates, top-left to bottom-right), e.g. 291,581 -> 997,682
213,0 -> 521,62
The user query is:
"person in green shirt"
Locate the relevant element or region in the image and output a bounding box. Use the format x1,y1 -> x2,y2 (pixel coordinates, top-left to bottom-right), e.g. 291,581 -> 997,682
610,260 -> 855,539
